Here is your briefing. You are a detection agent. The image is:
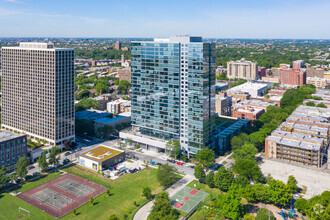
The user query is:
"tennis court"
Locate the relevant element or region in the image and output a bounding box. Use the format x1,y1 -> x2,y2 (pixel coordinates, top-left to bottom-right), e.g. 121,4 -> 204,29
54,178 -> 95,197
170,186 -> 209,214
17,173 -> 106,218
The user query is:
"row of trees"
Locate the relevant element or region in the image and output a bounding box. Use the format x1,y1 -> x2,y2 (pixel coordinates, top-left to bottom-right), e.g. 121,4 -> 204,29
75,48 -> 130,60
75,98 -> 100,112
306,101 -> 327,108
194,142 -> 298,219
0,146 -> 61,190
295,191 -> 330,220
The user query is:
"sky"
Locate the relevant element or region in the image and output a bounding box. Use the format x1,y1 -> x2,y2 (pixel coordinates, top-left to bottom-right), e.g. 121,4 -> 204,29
1,0 -> 330,39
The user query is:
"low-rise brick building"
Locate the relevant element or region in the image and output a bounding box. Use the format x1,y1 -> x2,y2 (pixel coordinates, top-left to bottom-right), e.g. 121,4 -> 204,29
0,130 -> 27,170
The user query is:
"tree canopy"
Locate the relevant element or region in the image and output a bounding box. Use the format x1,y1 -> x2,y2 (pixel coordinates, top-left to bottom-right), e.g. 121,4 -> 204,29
195,148 -> 215,167
148,191 -> 179,220
157,164 -> 178,188
15,156 -> 28,179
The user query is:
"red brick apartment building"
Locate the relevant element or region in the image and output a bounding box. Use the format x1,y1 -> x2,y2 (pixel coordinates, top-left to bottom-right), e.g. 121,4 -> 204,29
232,107 -> 265,120
280,69 -> 306,86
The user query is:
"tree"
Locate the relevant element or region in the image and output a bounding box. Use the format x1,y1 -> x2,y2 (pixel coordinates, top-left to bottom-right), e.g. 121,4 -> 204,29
233,159 -> 263,182
142,186 -> 152,200
0,165 -> 10,188
106,188 -> 111,197
148,191 -> 179,220
230,133 -> 249,150
317,103 -> 327,108
195,148 -> 215,167
233,144 -> 257,160
256,208 -> 276,220
287,175 -> 298,193
90,196 -> 95,206
73,209 -> 77,216
212,190 -> 244,220
235,175 -> 250,187
295,198 -> 310,215
109,214 -> 120,220
205,171 -> 215,188
15,156 -> 28,180
117,80 -> 131,95
49,146 -> 60,167
75,98 -> 100,111
214,167 -> 234,192
268,179 -> 292,207
306,101 -> 315,106
157,164 -> 177,188
37,151 -> 48,172
165,141 -> 181,159
76,89 -> 90,100
194,164 -> 206,182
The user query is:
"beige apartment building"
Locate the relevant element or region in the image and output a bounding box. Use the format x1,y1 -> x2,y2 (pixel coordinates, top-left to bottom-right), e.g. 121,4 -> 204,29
227,58 -> 258,80
118,68 -> 131,83
215,92 -> 232,116
1,42 -> 75,148
306,77 -> 327,88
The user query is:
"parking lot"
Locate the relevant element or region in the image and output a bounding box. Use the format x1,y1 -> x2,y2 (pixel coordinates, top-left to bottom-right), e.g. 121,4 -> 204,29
259,158 -> 330,199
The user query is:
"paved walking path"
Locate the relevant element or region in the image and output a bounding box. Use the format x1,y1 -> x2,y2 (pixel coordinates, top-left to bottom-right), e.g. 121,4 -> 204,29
133,174 -> 195,220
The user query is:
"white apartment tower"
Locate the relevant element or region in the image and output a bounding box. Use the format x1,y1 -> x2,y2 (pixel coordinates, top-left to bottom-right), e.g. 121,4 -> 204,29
227,58 -> 258,80
1,42 -> 75,147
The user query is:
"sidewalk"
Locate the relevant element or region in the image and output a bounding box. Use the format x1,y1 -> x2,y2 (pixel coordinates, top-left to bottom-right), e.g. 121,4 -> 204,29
133,174 -> 195,220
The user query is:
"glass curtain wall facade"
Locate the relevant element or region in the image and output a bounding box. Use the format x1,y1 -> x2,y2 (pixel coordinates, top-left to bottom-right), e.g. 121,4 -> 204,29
131,36 -> 215,156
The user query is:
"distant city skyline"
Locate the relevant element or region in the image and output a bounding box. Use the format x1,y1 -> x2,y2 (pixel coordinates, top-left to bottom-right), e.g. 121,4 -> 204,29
1,0 -> 330,39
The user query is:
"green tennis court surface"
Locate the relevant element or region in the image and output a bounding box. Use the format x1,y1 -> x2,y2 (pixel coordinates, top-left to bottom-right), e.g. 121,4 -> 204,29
170,186 -> 209,214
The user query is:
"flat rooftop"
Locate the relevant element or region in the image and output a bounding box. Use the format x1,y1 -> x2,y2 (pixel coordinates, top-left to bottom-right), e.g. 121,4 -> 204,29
280,122 -> 328,134
94,116 -> 125,124
133,36 -> 202,44
266,135 -> 321,151
0,130 -> 23,142
2,42 -> 72,51
79,145 -> 124,162
227,81 -> 272,96
75,110 -> 111,121
271,130 -> 324,144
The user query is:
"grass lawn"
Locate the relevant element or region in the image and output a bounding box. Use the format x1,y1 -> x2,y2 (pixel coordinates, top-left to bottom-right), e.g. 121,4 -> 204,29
0,193 -> 54,220
0,172 -> 62,220
62,165 -> 111,188
61,167 -> 162,220
19,172 -> 61,193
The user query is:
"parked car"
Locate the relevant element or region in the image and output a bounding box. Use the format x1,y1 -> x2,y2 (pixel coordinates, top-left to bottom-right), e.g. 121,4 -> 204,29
176,162 -> 183,166
6,182 -> 14,187
47,166 -> 54,170
15,179 -> 22,184
33,172 -> 40,176
156,162 -> 162,166
28,166 -> 35,170
190,165 -> 195,169
64,151 -> 71,156
62,158 -> 70,164
167,159 -> 175,163
150,161 -> 157,165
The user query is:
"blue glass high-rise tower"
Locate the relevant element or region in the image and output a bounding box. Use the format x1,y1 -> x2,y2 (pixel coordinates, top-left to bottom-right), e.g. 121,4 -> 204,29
125,36 -> 215,156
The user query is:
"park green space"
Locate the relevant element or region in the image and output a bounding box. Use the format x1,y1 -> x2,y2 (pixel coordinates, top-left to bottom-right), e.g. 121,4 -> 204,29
0,166 -> 161,220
